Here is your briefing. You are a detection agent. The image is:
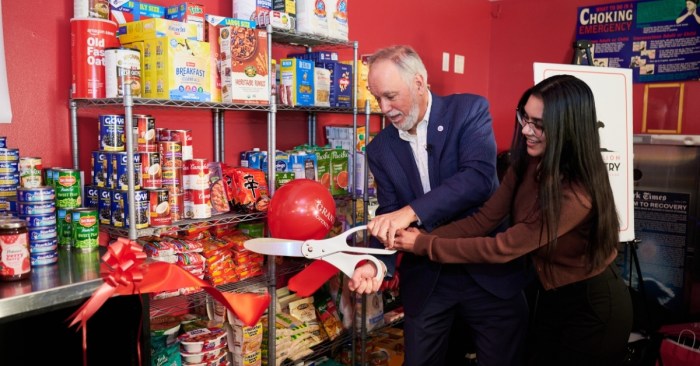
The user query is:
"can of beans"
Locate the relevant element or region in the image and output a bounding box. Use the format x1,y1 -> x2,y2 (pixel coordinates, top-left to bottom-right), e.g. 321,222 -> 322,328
105,47 -> 141,98
140,152 -> 162,189
125,189 -> 149,229
54,169 -> 82,209
184,188 -> 212,219
169,129 -> 193,160
70,18 -> 119,99
19,157 -> 43,188
98,114 -> 126,152
84,185 -> 99,208
183,158 -> 209,190
133,114 -> 157,152
71,208 -> 99,251
110,190 -> 125,227
148,188 -> 171,227
111,151 -> 142,191
91,150 -> 110,187
97,187 -> 112,225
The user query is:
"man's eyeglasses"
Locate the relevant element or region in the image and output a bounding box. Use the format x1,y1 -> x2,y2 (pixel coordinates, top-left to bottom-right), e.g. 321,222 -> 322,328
516,109 -> 544,137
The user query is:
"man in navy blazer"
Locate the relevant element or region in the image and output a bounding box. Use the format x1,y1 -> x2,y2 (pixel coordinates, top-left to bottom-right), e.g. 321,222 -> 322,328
349,45 -> 530,366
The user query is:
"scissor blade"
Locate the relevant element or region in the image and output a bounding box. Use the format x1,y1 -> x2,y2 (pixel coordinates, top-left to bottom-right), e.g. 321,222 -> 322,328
244,238 -> 305,257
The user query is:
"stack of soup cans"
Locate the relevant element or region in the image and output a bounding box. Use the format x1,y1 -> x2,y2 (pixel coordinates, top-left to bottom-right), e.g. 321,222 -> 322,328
17,185 -> 58,266
48,167 -> 86,251
0,137 -> 19,214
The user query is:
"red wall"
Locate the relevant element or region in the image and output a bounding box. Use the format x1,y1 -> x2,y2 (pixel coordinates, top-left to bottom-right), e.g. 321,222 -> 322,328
1,0 -> 699,174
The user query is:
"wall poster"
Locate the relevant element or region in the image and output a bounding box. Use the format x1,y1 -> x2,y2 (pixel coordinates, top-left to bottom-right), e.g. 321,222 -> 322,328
576,0 -> 700,83
534,63 -> 635,242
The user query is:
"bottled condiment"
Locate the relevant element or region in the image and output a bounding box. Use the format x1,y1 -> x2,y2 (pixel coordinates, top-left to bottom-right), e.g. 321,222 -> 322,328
0,219 -> 30,281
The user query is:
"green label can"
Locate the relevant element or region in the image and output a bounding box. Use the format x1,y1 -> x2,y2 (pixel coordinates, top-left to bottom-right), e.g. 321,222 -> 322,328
55,169 -> 82,209
71,208 -> 99,251
57,208 -> 73,248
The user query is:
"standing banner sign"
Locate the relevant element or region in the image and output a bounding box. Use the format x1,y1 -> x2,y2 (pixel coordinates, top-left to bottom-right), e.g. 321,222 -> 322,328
0,0 -> 11,123
534,63 -> 635,242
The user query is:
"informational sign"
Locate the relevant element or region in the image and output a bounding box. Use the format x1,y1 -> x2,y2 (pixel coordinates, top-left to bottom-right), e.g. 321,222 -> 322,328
622,190 -> 689,311
576,0 -> 700,83
534,63 -> 635,242
0,0 -> 11,123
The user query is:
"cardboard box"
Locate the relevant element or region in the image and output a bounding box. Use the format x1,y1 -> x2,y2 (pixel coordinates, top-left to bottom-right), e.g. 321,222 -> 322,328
219,27 -> 270,105
296,0 -> 329,36
118,18 -> 198,44
314,67 -> 331,107
165,3 -> 206,41
144,37 -> 211,101
233,0 -> 272,24
205,15 -> 256,102
110,0 -> 166,33
357,56 -> 381,112
279,58 -> 314,106
319,61 -> 351,108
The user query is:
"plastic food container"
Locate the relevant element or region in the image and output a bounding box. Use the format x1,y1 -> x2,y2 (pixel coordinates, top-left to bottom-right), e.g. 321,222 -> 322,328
178,327 -> 227,354
180,345 -> 226,364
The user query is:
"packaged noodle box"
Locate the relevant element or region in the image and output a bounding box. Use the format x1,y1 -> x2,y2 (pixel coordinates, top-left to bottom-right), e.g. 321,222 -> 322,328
314,67 -> 331,107
144,37 -> 211,101
279,58 -> 314,106
219,27 -> 270,105
165,2 -> 206,41
205,15 -> 256,102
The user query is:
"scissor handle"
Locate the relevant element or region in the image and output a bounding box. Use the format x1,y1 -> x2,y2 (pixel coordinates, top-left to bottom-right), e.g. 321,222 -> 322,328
302,225 -> 395,259
320,252 -> 387,282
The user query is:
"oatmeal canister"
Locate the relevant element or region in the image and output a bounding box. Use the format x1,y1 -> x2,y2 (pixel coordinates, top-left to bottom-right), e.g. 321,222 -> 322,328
0,219 -> 30,281
70,18 -> 119,99
105,47 -> 141,98
71,208 -> 99,251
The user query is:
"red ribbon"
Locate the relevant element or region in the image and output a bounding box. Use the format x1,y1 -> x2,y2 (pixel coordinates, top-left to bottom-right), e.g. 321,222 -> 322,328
68,237 -> 271,365
287,260 -> 340,297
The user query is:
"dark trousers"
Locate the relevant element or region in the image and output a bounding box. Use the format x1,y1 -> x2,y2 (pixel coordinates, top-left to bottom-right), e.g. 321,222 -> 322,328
528,265 -> 633,366
403,267 -> 529,366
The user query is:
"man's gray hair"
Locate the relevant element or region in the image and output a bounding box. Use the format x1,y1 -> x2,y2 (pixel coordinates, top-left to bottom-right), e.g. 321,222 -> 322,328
368,45 -> 428,87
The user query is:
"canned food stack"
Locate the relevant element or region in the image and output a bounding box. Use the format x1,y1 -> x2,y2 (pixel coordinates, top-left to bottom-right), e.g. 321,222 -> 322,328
183,158 -> 212,220
49,167 -> 83,251
17,186 -> 58,266
159,140 -> 184,223
0,138 -> 19,214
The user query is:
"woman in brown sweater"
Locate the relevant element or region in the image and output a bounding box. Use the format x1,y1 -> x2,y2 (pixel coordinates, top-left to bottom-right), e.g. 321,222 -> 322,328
391,74 -> 633,365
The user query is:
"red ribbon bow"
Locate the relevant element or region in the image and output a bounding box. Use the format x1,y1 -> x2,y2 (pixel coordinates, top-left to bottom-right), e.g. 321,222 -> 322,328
68,238 -> 271,366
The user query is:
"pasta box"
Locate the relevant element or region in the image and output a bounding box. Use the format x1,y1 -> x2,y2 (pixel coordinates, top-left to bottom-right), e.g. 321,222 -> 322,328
279,58 -> 315,106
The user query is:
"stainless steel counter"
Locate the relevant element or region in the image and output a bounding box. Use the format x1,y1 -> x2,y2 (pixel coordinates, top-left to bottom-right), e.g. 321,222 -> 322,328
0,248 -> 103,322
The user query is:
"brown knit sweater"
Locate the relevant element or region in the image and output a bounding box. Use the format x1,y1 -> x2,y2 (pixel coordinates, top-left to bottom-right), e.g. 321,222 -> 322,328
413,158 -> 617,290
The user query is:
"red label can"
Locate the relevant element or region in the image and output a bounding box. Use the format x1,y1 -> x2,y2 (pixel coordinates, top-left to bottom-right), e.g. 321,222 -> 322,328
148,189 -> 171,227
184,188 -> 212,219
169,191 -> 184,222
133,114 -> 157,152
169,129 -> 193,160
183,158 -> 209,190
70,18 -> 119,99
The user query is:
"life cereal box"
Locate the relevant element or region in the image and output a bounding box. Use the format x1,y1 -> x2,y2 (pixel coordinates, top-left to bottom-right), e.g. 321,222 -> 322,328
144,37 -> 211,101
219,27 -> 270,105
205,15 -> 256,103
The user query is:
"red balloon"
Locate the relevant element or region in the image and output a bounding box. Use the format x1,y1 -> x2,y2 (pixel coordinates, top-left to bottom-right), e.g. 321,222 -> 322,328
267,179 -> 336,240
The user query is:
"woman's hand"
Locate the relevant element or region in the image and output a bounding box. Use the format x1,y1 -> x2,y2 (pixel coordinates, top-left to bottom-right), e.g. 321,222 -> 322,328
392,227 -> 421,252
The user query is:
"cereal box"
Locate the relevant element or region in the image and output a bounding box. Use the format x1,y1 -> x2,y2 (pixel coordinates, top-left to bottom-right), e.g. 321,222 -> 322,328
205,15 -> 256,103
279,58 -> 314,106
144,37 -> 211,101
219,27 -> 270,105
118,18 -> 198,44
232,0 -> 273,24
165,3 -> 206,41
110,1 -> 166,33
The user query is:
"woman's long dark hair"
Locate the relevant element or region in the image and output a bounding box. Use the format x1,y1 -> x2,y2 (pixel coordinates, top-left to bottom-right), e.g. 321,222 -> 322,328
509,74 -> 619,272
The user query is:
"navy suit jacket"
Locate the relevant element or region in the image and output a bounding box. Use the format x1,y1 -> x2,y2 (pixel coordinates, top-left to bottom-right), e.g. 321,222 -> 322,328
367,92 -> 529,316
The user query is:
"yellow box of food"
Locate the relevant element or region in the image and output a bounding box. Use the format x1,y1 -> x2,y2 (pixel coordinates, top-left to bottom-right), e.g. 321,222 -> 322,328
144,37 -> 211,101
118,18 -> 198,44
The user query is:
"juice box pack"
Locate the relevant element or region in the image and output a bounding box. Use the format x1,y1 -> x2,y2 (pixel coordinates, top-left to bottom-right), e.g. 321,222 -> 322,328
317,148 -> 348,196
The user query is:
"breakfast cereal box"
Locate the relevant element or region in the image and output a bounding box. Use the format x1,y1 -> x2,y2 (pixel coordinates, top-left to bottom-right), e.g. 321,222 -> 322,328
205,15 -> 256,103
165,3 -> 206,41
144,37 -> 211,101
219,27 -> 270,105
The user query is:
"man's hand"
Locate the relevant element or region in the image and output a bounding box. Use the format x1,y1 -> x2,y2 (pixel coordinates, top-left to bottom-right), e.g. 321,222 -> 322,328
368,205 -> 418,248
348,262 -> 384,294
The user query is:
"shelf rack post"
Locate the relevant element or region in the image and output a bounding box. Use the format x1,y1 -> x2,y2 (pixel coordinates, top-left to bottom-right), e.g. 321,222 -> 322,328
70,99 -> 80,169
213,109 -> 222,162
